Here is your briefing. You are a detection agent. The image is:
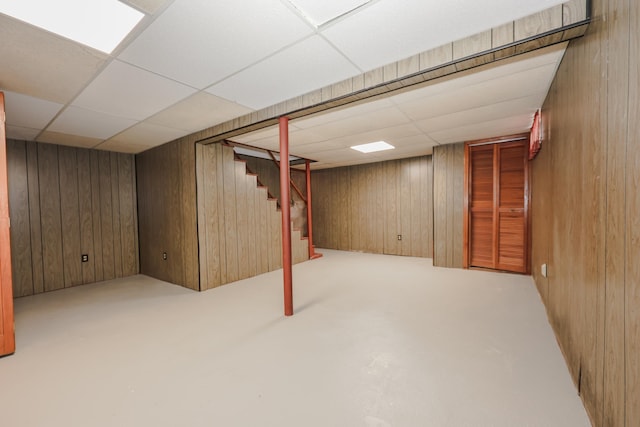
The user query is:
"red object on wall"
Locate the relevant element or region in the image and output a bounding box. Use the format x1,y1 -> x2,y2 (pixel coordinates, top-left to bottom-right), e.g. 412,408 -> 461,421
529,109 -> 541,160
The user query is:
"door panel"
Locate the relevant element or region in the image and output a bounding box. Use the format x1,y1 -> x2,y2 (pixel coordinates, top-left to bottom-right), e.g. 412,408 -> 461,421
470,210 -> 494,268
0,92 -> 16,356
465,137 -> 529,274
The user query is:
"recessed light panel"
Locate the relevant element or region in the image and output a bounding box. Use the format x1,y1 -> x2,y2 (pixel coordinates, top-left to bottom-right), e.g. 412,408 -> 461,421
351,141 -> 395,153
0,0 -> 144,53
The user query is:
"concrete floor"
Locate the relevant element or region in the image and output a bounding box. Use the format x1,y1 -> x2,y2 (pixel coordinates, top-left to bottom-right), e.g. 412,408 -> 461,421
0,250 -> 590,427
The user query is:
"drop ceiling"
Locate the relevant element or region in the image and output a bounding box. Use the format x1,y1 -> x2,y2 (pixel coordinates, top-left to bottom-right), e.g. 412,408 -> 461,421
1,0 -> 566,164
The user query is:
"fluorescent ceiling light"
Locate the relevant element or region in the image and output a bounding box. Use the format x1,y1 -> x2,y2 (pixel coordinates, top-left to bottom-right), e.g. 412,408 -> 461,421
0,0 -> 144,54
351,141 -> 395,153
287,0 -> 371,27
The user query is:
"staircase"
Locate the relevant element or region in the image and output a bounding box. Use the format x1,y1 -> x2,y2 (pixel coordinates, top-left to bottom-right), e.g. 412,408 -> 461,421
197,143 -> 309,291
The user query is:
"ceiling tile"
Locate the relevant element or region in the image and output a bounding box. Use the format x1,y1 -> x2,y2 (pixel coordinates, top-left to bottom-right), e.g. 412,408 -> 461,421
321,0 -> 564,71
107,121 -> 189,146
292,97 -> 395,129
207,36 -> 361,110
147,92 -> 254,132
6,125 -> 40,141
119,0 -> 313,88
94,140 -> 157,154
415,94 -> 545,133
0,14 -> 108,103
297,105 -> 411,140
37,131 -> 103,149
2,90 -> 63,129
72,60 -> 196,120
286,0 -> 372,26
428,113 -> 533,144
48,106 -> 138,140
121,0 -> 172,15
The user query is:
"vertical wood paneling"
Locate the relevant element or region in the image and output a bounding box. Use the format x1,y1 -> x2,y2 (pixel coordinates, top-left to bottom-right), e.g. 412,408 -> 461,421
117,154 -> 137,277
90,150 -> 104,283
7,140 -> 138,297
433,143 -> 464,268
6,141 -> 32,297
98,151 -> 115,281
603,1 -> 628,425
25,142 -> 43,294
223,145 -> 239,282
77,149 -> 95,284
58,146 -> 82,287
235,161 -> 249,280
137,138 -> 197,290
530,0 -> 639,425
109,152 -> 123,279
312,155 -> 434,259
626,1 -> 640,423
38,143 -> 64,292
180,139 -> 198,290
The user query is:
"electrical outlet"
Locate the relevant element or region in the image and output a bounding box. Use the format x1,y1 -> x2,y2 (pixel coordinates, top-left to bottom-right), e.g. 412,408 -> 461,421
163,252 -> 167,261
541,263 -> 548,278
81,254 -> 89,263
397,235 -> 402,241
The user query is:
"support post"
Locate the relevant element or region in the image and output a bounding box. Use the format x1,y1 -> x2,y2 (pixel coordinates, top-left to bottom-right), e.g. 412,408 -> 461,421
279,117 -> 293,316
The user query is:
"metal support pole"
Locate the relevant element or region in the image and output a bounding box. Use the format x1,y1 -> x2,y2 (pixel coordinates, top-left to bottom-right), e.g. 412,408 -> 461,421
279,117 -> 293,316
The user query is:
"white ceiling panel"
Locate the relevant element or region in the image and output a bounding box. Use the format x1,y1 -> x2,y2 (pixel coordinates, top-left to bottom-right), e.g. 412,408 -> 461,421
389,43 -> 567,106
48,106 -> 138,140
207,36 -> 361,110
72,60 -> 196,120
106,121 -> 189,146
396,63 -> 558,122
296,106 -> 411,140
292,97 -> 395,129
286,0 -> 372,26
2,90 -> 63,129
121,0 -> 172,15
415,94 -> 545,133
0,14 -> 108,104
95,140 -> 158,154
6,125 -> 41,141
321,0 -> 565,71
37,131 -> 103,149
118,0 -> 313,88
429,114 -> 533,144
147,92 -> 254,132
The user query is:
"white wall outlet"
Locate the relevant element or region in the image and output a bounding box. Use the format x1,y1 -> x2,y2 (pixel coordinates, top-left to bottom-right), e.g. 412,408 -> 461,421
541,263 -> 548,278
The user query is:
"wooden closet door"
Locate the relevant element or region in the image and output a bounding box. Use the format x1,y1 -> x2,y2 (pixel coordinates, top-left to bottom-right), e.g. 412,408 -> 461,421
496,142 -> 528,273
0,92 -> 16,356
465,137 -> 529,274
468,145 -> 495,269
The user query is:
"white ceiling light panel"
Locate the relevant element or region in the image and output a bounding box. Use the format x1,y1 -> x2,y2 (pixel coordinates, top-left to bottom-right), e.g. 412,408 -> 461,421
0,0 -> 144,53
351,141 -> 395,153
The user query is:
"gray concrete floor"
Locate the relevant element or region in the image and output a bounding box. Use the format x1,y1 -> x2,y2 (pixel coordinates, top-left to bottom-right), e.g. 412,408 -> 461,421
0,250 -> 590,427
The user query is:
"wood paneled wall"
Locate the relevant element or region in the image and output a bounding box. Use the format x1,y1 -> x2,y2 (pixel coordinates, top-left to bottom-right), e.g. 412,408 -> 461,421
432,143 -> 464,268
311,156 -> 433,258
136,137 -> 199,290
197,143 -> 308,291
531,0 -> 639,425
6,140 -> 138,297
